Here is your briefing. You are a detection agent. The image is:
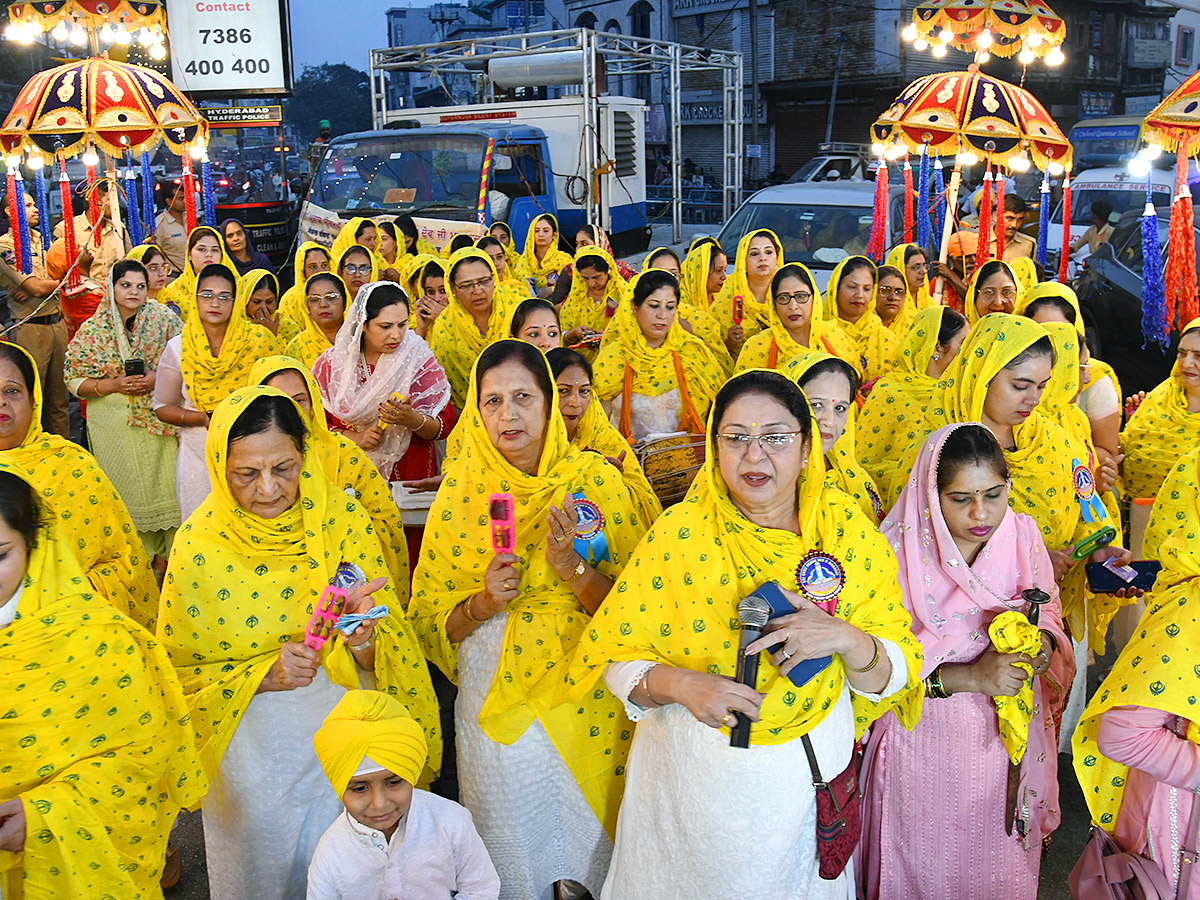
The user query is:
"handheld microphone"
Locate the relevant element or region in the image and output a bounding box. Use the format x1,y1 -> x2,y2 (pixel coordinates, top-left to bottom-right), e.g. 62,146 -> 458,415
731,593 -> 771,748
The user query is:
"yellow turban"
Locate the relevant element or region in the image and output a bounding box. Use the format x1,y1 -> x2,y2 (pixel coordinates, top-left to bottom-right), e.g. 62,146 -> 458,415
314,690 -> 428,796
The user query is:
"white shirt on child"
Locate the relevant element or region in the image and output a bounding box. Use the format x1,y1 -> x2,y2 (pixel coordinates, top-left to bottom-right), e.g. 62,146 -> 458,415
306,789 -> 500,900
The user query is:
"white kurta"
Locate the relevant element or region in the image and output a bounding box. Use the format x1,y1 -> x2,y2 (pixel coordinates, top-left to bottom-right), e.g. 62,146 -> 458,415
306,791 -> 500,900
202,667 -> 347,900
456,613 -> 613,900
151,336 -> 210,521
598,642 -> 908,900
606,388 -> 683,443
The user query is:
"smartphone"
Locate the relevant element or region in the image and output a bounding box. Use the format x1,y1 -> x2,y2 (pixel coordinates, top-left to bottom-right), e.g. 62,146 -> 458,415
1085,560 -> 1161,594
124,358 -> 145,377
746,581 -> 833,687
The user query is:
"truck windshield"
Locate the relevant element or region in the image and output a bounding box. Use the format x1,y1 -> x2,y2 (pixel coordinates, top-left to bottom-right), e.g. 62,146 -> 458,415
310,134 -> 488,214
1052,187 -> 1171,225
719,201 -> 874,266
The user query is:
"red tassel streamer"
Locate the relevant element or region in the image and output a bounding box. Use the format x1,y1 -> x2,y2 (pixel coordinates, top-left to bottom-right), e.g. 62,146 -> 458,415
5,167 -> 22,276
1165,142 -> 1198,329
1059,172 -> 1071,284
84,158 -> 100,241
59,154 -> 80,289
903,156 -> 914,244
182,153 -> 197,234
866,158 -> 889,263
994,174 -> 1006,261
974,166 -> 994,278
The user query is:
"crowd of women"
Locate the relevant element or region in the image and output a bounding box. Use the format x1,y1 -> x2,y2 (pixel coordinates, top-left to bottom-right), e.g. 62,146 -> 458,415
2,204 -> 1200,900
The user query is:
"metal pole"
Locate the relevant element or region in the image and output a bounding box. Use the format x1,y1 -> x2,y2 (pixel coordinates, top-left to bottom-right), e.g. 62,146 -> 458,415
748,0 -> 759,187
824,39 -> 843,145
932,161 -> 962,304
671,42 -> 682,243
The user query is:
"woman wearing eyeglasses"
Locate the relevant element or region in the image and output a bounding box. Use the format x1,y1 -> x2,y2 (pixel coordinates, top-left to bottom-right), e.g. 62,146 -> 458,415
874,265 -> 913,336
285,273 -> 348,369
428,248 -> 516,409
965,260 -> 1021,325
335,244 -> 378,300
153,264 -> 281,519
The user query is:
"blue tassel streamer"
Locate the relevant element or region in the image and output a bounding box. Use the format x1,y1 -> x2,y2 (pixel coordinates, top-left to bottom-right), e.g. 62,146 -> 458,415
202,159 -> 217,228
1141,172 -> 1168,348
1036,174 -> 1050,269
13,171 -> 31,275
141,151 -> 154,236
33,165 -> 51,252
917,146 -> 932,251
933,159 -> 946,245
124,153 -> 143,247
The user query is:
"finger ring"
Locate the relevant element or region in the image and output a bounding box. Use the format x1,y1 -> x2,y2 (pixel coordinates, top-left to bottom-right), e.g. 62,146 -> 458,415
721,713 -> 733,726
565,529 -> 576,537
781,649 -> 793,661
504,580 -> 514,590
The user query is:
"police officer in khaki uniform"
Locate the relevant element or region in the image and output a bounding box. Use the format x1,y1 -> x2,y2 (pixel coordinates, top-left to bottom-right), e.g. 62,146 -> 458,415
1000,194 -> 1036,262
0,189 -> 71,437
153,179 -> 188,277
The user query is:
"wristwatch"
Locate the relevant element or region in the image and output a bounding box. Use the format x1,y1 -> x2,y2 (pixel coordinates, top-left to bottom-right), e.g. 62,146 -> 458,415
566,557 -> 587,584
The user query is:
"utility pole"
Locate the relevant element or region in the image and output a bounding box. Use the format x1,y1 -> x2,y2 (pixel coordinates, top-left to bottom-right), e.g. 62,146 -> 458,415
824,37 -> 844,145
748,0 -> 759,185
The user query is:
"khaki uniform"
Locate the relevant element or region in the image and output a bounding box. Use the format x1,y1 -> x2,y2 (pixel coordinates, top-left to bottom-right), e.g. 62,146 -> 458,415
154,209 -> 188,276
0,229 -> 70,438
1003,231 -> 1036,262
52,214 -> 130,286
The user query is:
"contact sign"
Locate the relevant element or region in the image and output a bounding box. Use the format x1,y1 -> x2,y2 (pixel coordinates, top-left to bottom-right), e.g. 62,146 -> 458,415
165,0 -> 294,97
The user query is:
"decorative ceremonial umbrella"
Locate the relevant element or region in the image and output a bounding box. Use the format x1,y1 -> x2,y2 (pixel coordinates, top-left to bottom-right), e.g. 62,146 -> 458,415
902,0 -> 1065,64
870,65 -> 1070,292
5,0 -> 167,56
1142,69 -> 1200,152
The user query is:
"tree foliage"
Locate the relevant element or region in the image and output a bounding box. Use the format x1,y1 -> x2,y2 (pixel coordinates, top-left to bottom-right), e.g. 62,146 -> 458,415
283,63 -> 372,140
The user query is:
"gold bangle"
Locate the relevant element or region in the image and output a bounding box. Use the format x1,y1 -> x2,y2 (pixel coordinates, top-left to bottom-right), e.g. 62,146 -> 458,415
461,595 -> 484,624
848,636 -> 882,674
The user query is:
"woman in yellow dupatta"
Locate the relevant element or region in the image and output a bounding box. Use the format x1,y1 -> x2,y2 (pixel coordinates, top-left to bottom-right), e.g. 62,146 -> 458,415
156,225 -> 236,320
477,234 -> 530,307
885,242 -> 933,325
428,247 -> 515,408
515,213 -> 572,296
678,238 -> 727,311
547,346 -> 663,526
569,369 -> 919,897
1122,318 -> 1200,499
329,216 -> 382,267
278,241 -> 332,343
0,342 -> 160,631
239,268 -> 281,337
592,269 -> 723,442
710,229 -> 782,347
559,244 -> 627,339
648,246 -> 733,374
1143,447 -> 1200,559
735,261 -> 861,374
284,272 -> 348,369
409,340 -> 649,898
964,259 -> 1021,325
784,352 -> 885,522
0,458 -> 205,900
334,242 -> 380,302
858,306 -> 968,492
158,386 -> 440,900
127,243 -> 170,304
247,356 -> 411,593
1072,497 -> 1200,897
826,255 -> 900,384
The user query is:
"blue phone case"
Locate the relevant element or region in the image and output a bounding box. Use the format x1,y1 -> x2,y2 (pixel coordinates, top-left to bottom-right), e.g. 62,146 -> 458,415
747,581 -> 834,687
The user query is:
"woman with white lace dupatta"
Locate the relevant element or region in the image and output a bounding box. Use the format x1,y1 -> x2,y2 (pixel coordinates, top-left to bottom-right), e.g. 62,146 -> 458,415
313,281 -> 455,482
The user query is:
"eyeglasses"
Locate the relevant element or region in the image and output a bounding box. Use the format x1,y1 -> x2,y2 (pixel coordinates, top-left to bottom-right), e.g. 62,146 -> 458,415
144,262 -> 166,273
774,291 -> 812,307
454,274 -> 494,293
876,286 -> 906,298
341,264 -> 372,276
977,287 -> 1018,302
197,290 -> 234,304
307,292 -> 344,307
716,431 -> 804,453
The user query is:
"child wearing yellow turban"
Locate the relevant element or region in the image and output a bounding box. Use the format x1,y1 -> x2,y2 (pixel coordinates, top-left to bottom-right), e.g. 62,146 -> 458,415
307,690 -> 500,900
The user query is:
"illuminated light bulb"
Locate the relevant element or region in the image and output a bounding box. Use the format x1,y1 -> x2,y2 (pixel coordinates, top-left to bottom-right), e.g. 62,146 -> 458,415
3,23 -> 17,40
902,23 -> 918,41
5,155 -> 20,170
81,149 -> 100,167
149,41 -> 166,59
188,142 -> 205,160
26,152 -> 44,170
884,144 -> 904,161
956,151 -> 979,166
1127,155 -> 1150,177
978,50 -> 991,63
1047,160 -> 1066,176
1018,47 -> 1035,65
115,25 -> 131,45
1147,143 -> 1163,160
977,28 -> 993,48
871,142 -> 886,156
51,20 -> 68,41
914,38 -> 929,50
1045,47 -> 1064,66
938,28 -> 953,42
138,28 -> 154,47
1028,32 -> 1043,47
932,43 -> 947,57
99,23 -> 114,42
1009,154 -> 1031,172
70,24 -> 86,45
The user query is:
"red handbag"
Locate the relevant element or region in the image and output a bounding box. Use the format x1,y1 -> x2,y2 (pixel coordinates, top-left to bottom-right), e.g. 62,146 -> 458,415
801,734 -> 862,880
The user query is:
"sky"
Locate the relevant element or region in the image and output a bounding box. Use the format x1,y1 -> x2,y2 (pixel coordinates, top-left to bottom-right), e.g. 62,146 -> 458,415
290,0 -> 397,74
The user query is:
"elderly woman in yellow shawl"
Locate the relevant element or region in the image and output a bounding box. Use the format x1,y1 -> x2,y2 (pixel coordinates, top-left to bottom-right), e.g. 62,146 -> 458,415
154,263 -> 281,520
156,225 -> 236,320
709,229 -> 782,353
278,241 -> 331,342
0,342 -> 161,631
1072,481 -> 1200,898
409,339 -> 649,900
559,244 -> 627,345
428,247 -> 515,408
592,269 -> 724,442
569,369 -> 920,897
516,212 -> 572,297
963,259 -> 1021,325
158,386 -> 440,900
0,459 -> 206,900
734,261 -> 860,373
1018,281 -> 1123,466
284,272 -> 348,368
826,255 -> 900,384
784,352 -> 885,522
1121,318 -> 1200,499
857,306 -> 968,493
